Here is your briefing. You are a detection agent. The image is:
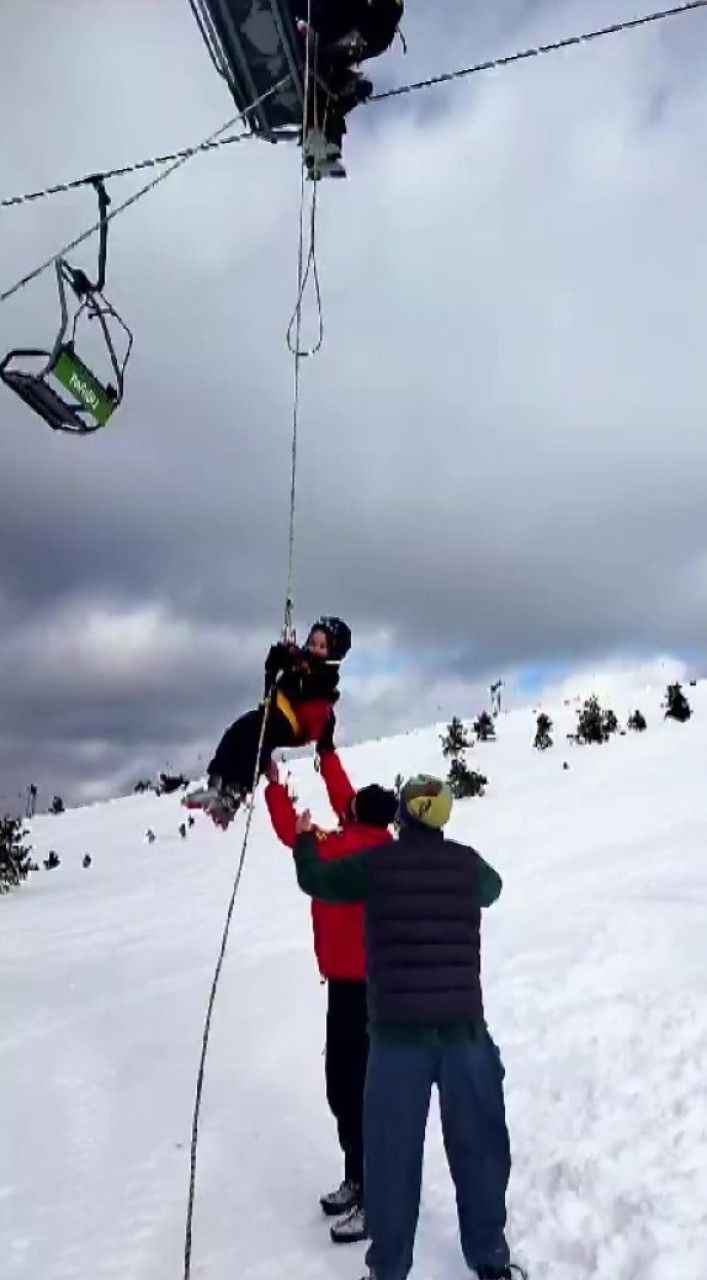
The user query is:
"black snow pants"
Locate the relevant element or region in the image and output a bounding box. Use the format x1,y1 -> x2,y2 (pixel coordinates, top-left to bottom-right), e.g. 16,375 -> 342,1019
325,979 -> 369,1192
208,704 -> 296,794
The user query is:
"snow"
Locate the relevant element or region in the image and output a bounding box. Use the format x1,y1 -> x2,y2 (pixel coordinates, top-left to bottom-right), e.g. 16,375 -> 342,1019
2,678 -> 707,1280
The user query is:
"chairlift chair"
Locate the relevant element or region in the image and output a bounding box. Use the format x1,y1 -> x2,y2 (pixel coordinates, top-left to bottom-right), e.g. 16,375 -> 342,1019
0,178 -> 133,435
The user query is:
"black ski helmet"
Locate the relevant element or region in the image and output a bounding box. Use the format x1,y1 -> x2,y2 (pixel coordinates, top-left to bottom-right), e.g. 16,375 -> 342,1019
308,616 -> 352,662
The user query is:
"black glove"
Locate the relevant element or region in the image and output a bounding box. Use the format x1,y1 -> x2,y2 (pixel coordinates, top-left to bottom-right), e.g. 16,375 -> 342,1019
316,710 -> 336,755
264,642 -> 296,692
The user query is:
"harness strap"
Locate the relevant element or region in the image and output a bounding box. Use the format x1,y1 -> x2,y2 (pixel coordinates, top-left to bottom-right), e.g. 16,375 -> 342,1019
276,690 -> 301,737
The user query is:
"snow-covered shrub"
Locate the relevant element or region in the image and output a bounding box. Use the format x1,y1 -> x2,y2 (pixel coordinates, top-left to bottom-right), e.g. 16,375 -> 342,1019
447,759 -> 487,799
664,683 -> 691,723
473,711 -> 496,742
440,717 -> 470,758
534,713 -> 553,750
575,696 -> 612,744
1,817 -> 34,894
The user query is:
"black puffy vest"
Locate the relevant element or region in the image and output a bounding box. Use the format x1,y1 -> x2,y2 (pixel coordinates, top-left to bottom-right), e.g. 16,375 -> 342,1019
365,827 -> 484,1026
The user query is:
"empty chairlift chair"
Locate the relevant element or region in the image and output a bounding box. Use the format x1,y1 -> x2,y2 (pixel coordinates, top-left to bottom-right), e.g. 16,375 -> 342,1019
0,179 -> 132,436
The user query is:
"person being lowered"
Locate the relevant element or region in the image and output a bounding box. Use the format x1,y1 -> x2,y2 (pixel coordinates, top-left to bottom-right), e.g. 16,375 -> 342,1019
185,616 -> 351,829
292,0 -> 404,178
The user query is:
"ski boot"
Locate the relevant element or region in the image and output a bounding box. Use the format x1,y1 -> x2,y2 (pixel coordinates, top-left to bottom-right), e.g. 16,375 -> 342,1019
182,776 -> 243,830
303,127 -> 346,180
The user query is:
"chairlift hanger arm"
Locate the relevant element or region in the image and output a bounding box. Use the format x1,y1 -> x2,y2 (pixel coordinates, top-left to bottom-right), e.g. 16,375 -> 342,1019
65,176 -> 110,297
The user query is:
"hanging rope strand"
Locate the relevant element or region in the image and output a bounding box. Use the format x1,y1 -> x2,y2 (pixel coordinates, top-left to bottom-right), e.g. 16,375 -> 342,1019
184,18 -> 318,1267
183,690 -> 275,1280
284,0 -> 319,640
1,77 -> 291,306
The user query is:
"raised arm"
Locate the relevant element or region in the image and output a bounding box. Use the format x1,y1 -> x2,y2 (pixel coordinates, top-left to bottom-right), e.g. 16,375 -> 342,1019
318,742 -> 355,824
264,764 -> 299,848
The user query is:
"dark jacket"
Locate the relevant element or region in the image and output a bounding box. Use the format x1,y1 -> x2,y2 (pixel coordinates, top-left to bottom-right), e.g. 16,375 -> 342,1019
264,643 -> 340,704
294,822 -> 501,1039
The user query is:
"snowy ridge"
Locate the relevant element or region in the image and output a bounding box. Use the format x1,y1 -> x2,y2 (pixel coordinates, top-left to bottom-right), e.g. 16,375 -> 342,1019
2,679 -> 706,1280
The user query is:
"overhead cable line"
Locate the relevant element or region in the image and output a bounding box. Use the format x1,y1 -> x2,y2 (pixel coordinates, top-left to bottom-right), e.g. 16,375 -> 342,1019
370,0 -> 707,102
0,133 -> 253,210
0,77 -> 290,305
3,3 -> 705,215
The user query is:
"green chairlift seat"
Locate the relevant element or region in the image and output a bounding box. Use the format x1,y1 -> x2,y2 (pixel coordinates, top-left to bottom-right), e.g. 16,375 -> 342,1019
1,180 -> 132,436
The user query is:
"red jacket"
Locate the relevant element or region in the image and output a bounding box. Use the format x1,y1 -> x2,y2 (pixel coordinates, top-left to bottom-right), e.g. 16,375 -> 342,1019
273,690 -> 333,746
264,751 -> 393,981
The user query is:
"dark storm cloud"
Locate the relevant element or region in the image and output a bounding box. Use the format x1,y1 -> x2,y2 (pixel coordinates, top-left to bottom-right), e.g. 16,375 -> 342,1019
2,1 -> 707,806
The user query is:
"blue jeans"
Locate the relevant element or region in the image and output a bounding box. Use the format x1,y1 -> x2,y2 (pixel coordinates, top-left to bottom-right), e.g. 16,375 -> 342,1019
364,1032 -> 511,1280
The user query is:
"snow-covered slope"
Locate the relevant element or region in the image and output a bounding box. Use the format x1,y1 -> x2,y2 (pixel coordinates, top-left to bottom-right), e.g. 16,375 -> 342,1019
2,680 -> 706,1280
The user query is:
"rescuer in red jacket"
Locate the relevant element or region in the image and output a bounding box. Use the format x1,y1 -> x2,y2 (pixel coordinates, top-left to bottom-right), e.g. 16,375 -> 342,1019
264,746 -> 398,1245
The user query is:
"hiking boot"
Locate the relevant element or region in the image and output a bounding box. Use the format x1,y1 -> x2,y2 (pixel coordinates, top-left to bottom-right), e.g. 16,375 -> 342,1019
330,1203 -> 368,1244
320,1178 -> 359,1217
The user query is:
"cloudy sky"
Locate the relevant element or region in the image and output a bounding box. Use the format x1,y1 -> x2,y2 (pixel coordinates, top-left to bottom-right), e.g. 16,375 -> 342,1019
1,0 -> 706,810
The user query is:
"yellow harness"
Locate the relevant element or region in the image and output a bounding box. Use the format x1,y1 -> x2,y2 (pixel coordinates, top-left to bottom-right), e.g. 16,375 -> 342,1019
275,690 -> 301,738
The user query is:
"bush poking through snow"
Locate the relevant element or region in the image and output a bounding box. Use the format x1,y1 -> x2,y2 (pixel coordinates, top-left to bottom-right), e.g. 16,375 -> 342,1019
473,711 -> 496,742
603,709 -> 620,737
0,816 -> 34,895
50,795 -> 65,815
628,710 -> 647,732
43,851 -> 60,870
440,717 -> 470,758
447,758 -> 488,799
534,713 -> 554,750
574,696 -> 619,745
664,683 -> 692,723
157,773 -> 189,796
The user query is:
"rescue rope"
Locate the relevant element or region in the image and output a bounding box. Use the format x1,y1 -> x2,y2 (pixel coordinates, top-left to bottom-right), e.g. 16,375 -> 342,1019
183,13 -> 317,1268
0,79 -> 291,305
183,690 -> 275,1280
284,0 -> 323,638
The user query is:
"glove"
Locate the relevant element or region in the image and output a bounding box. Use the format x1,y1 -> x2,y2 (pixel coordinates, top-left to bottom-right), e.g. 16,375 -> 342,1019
264,642 -> 297,692
316,710 -> 336,755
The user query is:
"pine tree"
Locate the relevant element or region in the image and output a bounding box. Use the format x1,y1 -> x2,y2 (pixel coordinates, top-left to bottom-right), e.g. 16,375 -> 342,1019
440,717 -> 470,758
575,696 -> 610,745
447,759 -> 488,799
534,713 -> 553,750
627,709 -> 647,732
603,709 -> 620,737
473,711 -> 496,742
50,795 -> 65,815
0,816 -> 34,894
664,683 -> 692,723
